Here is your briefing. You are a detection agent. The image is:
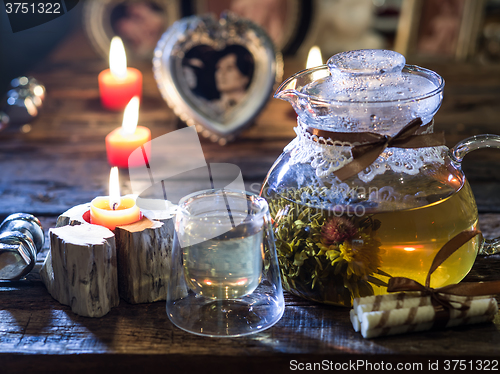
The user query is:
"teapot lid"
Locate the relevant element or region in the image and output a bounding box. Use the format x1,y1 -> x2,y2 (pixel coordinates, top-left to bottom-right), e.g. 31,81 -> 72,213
310,50 -> 442,102
278,49 -> 444,134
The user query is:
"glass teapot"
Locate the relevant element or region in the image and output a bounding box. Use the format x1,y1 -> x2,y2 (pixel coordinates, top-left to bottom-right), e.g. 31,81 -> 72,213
260,50 -> 500,307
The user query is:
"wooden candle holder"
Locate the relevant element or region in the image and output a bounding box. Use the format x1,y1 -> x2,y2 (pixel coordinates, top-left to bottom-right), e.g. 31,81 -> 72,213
40,224 -> 119,318
41,201 -> 175,317
114,216 -> 173,304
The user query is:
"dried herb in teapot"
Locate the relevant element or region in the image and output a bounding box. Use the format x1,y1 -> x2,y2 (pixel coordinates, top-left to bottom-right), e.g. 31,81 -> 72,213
268,187 -> 390,307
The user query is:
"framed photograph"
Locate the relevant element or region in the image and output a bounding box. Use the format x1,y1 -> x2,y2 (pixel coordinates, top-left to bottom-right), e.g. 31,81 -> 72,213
153,13 -> 283,145
186,0 -> 318,55
394,0 -> 486,61
83,0 -> 182,61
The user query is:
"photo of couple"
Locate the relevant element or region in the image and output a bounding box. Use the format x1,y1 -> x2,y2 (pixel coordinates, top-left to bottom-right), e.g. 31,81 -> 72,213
182,44 -> 255,121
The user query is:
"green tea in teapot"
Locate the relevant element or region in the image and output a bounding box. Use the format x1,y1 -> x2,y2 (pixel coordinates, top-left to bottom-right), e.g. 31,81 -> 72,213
372,181 -> 478,289
268,180 -> 479,307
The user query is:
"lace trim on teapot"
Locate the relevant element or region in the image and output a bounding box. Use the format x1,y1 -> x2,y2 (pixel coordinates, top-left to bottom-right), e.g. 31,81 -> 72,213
284,122 -> 446,183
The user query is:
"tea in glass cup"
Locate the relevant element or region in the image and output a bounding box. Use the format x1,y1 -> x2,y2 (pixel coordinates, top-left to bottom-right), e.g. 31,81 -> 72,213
167,189 -> 284,337
182,214 -> 264,299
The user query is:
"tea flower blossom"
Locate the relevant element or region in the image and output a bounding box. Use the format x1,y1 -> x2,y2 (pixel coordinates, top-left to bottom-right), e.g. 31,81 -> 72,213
321,216 -> 357,244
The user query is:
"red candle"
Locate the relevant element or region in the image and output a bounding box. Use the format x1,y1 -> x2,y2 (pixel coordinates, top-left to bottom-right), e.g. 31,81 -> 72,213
90,167 -> 141,230
105,97 -> 151,168
98,37 -> 142,111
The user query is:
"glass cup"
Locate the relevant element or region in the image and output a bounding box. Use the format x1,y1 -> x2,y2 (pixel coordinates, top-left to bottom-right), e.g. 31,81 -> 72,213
166,189 -> 285,337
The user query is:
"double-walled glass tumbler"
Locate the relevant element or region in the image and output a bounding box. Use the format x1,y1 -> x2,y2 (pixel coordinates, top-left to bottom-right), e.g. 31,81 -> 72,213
166,189 -> 284,337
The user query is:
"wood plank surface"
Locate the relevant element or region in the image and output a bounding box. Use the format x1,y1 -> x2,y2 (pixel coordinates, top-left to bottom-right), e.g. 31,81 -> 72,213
1,20 -> 500,374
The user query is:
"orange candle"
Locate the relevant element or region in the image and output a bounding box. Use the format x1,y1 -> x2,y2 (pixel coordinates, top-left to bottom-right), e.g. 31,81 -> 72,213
105,96 -> 151,168
90,167 -> 141,230
98,37 -> 142,111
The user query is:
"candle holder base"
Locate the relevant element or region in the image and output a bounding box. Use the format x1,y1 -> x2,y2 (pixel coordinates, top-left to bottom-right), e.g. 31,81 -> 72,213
115,217 -> 174,304
41,200 -> 175,317
40,224 -> 119,318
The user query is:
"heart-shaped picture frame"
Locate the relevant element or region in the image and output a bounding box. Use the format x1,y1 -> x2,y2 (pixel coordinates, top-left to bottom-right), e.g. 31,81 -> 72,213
153,12 -> 283,144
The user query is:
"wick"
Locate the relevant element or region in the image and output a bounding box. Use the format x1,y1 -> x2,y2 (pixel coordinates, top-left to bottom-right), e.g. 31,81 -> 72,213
112,203 -> 118,210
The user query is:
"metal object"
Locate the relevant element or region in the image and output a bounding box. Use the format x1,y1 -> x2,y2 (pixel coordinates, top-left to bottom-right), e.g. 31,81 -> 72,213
0,213 -> 44,280
1,76 -> 45,131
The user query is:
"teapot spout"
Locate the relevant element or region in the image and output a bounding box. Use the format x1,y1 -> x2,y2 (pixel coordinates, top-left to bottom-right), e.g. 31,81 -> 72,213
274,74 -> 301,111
274,65 -> 330,115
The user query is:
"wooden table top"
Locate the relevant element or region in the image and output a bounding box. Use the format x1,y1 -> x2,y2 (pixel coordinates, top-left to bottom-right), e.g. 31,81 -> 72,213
1,25 -> 500,374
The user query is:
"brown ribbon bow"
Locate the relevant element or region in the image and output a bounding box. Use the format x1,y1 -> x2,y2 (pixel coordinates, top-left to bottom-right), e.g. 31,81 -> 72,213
306,118 -> 446,181
387,229 -> 500,312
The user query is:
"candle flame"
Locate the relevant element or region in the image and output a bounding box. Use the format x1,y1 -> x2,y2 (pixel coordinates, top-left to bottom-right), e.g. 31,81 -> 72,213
306,46 -> 323,69
109,167 -> 121,210
121,96 -> 140,136
109,36 -> 127,80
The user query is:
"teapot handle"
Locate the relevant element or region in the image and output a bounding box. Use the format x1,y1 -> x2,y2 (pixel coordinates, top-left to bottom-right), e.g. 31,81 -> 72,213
449,134 -> 500,255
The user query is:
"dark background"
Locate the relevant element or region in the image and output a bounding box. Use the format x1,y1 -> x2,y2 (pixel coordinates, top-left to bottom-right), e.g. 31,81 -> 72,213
0,0 -> 81,94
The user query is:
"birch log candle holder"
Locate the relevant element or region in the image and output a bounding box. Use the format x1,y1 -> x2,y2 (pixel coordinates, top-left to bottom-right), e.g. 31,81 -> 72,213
114,216 -> 173,304
40,224 -> 119,318
41,198 -> 175,317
